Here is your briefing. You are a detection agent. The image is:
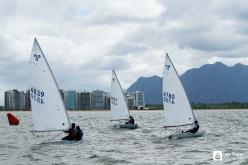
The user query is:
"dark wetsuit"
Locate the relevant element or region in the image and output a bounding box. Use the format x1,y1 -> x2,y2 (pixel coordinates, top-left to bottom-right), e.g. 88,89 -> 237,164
62,128 -> 77,140
75,128 -> 83,141
125,117 -> 134,124
184,124 -> 199,133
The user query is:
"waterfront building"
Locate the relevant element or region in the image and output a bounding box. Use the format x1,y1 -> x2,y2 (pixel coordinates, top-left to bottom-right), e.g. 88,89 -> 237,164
76,92 -> 81,110
104,93 -> 110,110
125,91 -> 145,110
19,91 -> 26,110
25,90 -> 31,110
4,89 -> 25,110
64,90 -> 77,110
91,90 -> 109,110
4,90 -> 12,110
80,91 -> 91,110
3,89 -> 143,111
127,97 -> 135,110
125,91 -> 135,109
132,91 -> 145,110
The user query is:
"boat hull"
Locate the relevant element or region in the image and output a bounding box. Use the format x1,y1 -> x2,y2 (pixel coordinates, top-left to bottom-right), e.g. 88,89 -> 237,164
115,123 -> 138,129
169,130 -> 206,139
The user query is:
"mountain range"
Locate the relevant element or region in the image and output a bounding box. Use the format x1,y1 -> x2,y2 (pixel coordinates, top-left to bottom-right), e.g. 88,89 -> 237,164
128,62 -> 248,104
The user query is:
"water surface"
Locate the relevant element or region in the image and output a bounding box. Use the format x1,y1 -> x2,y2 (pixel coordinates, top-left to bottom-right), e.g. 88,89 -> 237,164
0,110 -> 247,164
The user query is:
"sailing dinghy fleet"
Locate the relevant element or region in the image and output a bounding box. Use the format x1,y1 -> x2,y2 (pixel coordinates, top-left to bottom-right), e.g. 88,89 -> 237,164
27,38 -> 205,141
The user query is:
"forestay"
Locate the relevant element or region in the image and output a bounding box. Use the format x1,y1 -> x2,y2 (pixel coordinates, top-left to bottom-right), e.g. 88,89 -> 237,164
29,38 -> 70,132
163,53 -> 195,127
110,70 -> 130,120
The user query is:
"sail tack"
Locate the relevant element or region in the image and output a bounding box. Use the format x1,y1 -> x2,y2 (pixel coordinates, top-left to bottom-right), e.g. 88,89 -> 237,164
110,70 -> 130,120
29,38 -> 70,132
163,53 -> 195,127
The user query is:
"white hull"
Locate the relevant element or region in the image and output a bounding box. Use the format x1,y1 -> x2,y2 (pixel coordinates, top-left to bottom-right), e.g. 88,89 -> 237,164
168,130 -> 206,139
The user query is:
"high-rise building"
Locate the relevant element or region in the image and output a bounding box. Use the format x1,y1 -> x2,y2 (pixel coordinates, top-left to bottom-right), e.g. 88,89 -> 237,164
19,91 -> 26,110
64,90 -> 77,110
125,91 -> 145,110
91,90 -> 109,110
132,91 -> 145,110
25,90 -> 31,110
4,90 -> 12,110
77,92 -> 81,110
127,97 -> 135,109
4,88 -> 135,111
80,91 -> 91,110
4,89 -> 26,110
104,93 -> 110,110
12,89 -> 20,110
125,91 -> 135,109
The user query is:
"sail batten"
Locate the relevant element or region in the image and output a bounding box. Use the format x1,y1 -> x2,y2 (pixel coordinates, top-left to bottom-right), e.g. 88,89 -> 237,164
110,70 -> 130,121
29,38 -> 70,132
163,53 -> 195,127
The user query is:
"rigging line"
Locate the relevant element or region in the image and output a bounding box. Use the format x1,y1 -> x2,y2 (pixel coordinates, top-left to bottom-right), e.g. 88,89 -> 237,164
41,131 -> 64,144
31,131 -> 37,137
31,130 -> 43,138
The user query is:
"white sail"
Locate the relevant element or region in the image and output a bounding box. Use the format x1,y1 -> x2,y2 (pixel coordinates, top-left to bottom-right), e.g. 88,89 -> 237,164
110,70 -> 130,120
163,53 -> 195,127
29,38 -> 70,132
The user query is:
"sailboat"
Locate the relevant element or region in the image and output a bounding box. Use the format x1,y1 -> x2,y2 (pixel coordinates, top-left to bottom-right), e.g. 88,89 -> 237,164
29,38 -> 71,139
163,53 -> 205,139
110,70 -> 138,129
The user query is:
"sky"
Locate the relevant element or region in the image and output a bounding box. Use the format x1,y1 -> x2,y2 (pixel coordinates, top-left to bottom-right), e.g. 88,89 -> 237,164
1,0 -> 248,105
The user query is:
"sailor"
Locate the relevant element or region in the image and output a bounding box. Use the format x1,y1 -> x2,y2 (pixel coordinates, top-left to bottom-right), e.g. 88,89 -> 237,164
183,120 -> 199,133
75,126 -> 83,141
62,123 -> 77,140
125,116 -> 135,124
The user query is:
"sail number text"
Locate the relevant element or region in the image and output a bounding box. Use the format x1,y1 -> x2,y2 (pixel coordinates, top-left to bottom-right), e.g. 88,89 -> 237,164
111,97 -> 118,105
31,87 -> 45,104
163,92 -> 175,104
34,54 -> 41,61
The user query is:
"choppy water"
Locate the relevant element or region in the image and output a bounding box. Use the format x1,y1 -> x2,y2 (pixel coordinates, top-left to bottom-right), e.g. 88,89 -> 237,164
0,110 -> 247,165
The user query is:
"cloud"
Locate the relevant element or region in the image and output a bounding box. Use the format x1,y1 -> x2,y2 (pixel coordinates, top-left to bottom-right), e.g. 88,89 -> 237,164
109,42 -> 149,55
0,0 -> 248,105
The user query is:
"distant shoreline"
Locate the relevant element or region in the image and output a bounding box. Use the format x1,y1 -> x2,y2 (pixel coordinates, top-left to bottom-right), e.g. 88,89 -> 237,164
2,102 -> 248,111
